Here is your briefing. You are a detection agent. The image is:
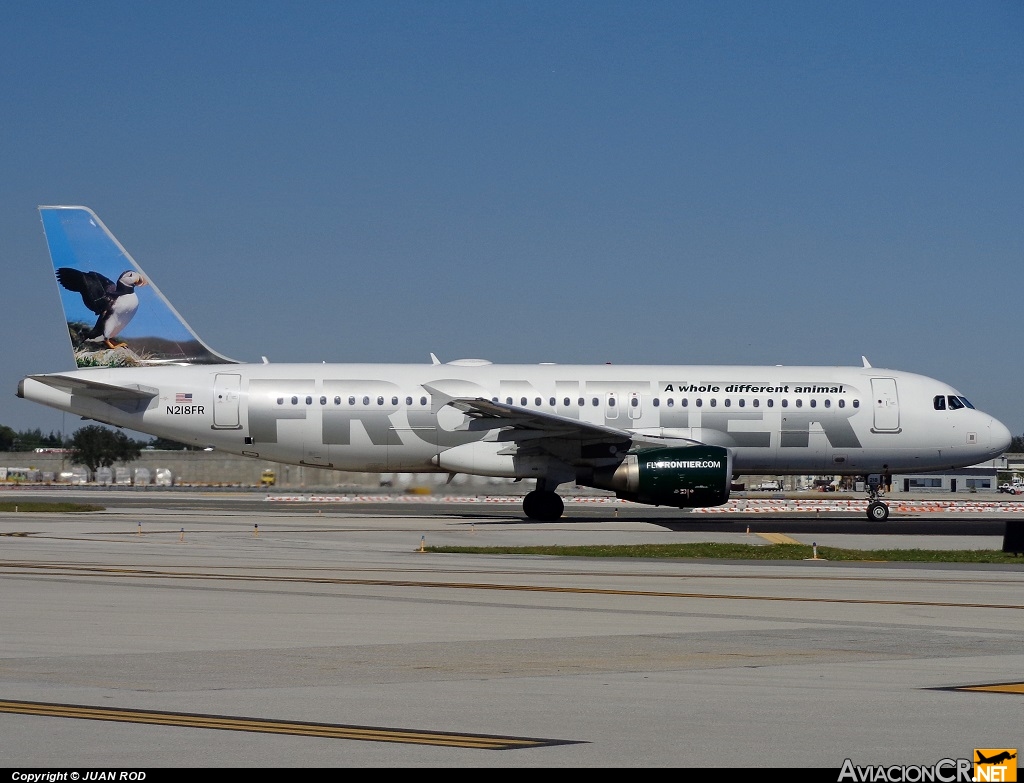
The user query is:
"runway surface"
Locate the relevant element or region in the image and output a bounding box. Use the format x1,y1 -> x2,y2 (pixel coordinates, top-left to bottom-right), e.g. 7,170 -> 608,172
0,489 -> 1022,768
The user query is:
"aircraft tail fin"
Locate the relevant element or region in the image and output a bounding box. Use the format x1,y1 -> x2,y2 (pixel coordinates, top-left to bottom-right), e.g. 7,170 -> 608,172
39,206 -> 237,367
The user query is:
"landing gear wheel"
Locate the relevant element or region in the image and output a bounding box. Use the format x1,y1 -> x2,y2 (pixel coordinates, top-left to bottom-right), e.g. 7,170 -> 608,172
867,501 -> 889,522
523,490 -> 564,521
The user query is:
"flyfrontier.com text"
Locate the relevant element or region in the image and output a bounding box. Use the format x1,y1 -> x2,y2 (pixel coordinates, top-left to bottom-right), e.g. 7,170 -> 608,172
647,460 -> 722,469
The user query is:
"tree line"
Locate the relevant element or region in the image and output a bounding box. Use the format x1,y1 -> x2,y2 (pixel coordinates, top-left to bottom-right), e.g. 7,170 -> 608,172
0,425 -> 195,473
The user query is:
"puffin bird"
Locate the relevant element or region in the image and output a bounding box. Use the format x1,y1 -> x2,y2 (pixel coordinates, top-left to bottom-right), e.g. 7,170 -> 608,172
55,268 -> 147,349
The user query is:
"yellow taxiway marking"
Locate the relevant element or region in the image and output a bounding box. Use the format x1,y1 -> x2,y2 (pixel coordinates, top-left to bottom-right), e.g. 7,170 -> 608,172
953,682 -> 1024,695
756,532 -> 802,545
2,562 -> 1023,610
0,699 -> 578,749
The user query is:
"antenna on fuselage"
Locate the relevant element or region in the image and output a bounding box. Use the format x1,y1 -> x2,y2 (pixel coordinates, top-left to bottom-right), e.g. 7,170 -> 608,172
861,356 -> 872,368
430,353 -> 441,365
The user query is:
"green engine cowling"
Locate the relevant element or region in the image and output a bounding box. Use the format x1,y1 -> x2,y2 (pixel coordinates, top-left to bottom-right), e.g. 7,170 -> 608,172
589,445 -> 732,508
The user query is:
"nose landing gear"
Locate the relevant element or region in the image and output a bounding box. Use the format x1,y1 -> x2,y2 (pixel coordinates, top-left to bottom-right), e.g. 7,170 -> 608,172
865,474 -> 890,521
867,498 -> 890,521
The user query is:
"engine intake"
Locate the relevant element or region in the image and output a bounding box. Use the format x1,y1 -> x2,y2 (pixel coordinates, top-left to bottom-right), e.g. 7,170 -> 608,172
586,445 -> 731,508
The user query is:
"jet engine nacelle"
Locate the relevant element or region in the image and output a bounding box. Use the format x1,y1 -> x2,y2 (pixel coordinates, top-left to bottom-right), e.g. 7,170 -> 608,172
587,445 -> 732,508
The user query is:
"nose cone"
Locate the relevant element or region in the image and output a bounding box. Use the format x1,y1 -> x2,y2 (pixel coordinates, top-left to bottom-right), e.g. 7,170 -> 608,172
991,417 -> 1013,455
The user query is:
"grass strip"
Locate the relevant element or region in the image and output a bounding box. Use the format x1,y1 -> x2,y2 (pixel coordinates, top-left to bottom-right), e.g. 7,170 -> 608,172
426,542 -> 1024,564
0,502 -> 105,513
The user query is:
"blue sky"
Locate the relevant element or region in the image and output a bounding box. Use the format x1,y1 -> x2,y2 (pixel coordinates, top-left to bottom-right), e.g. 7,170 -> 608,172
2,1 -> 1022,438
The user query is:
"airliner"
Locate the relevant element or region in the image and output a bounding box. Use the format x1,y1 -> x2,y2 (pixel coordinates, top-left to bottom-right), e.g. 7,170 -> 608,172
18,206 -> 1012,521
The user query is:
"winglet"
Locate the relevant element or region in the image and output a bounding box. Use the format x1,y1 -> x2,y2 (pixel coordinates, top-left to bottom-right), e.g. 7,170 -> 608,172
861,356 -> 872,368
421,383 -> 455,414
39,206 -> 237,368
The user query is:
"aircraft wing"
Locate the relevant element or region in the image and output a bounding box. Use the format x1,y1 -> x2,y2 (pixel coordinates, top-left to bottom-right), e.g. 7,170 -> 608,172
454,397 -> 632,438
26,374 -> 160,402
425,386 -> 704,468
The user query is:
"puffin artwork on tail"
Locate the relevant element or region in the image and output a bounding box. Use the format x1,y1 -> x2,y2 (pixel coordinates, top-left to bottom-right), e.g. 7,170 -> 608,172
55,267 -> 147,349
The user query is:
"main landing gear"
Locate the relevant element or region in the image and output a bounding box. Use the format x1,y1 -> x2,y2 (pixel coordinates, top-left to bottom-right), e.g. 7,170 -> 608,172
523,489 -> 564,521
523,478 -> 566,521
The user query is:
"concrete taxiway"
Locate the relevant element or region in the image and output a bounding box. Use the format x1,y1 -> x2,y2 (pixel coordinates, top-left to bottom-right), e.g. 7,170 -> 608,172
0,489 -> 1022,768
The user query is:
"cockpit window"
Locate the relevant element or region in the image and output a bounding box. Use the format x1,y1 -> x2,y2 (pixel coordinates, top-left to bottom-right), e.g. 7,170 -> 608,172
959,396 -> 975,409
934,395 -> 946,410
947,395 -> 965,410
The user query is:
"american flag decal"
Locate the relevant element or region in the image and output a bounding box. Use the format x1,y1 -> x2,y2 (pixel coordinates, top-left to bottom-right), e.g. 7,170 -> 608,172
175,392 -> 192,403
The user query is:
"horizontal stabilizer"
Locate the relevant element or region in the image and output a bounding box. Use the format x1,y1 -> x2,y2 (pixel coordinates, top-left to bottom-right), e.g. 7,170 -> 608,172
26,374 -> 159,402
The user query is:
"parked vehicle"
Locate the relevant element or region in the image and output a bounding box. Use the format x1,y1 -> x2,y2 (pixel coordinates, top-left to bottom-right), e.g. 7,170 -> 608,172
999,482 -> 1024,495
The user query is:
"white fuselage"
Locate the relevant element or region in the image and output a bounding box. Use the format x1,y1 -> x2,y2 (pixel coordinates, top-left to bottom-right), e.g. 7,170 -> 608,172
19,361 -> 1011,478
